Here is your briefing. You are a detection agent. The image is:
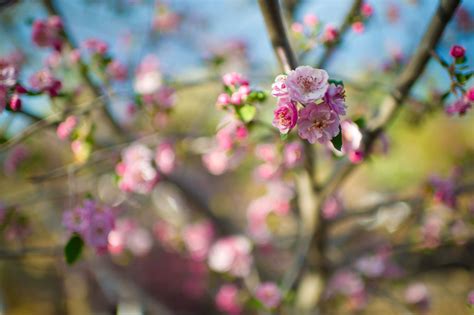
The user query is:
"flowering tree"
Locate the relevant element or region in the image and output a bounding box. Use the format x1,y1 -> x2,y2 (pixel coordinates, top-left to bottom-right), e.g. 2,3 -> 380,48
0,0 -> 473,314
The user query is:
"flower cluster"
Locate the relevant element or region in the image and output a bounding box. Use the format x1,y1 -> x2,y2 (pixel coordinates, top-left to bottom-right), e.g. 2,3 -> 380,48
208,235 -> 253,277
29,69 -> 62,97
108,218 -> 153,256
62,199 -> 116,253
116,142 -> 176,194
32,16 -> 64,51
254,282 -> 282,309
271,65 -> 347,145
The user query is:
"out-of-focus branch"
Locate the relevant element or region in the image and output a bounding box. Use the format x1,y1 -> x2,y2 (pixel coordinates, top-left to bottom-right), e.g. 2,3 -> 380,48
42,0 -> 127,140
0,246 -> 61,259
316,0 -> 363,69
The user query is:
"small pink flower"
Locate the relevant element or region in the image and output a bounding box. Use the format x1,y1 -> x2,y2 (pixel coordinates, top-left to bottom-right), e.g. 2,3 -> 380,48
0,64 -> 17,88
222,72 -> 248,87
3,145 -> 29,176
83,38 -> 108,55
255,143 -> 278,163
134,55 -> 162,95
155,142 -> 176,174
83,209 -> 115,253
255,282 -> 282,309
32,16 -> 63,51
355,255 -> 385,278
272,98 -> 298,134
324,83 -> 346,115
215,284 -> 242,315
430,174 -> 457,207
449,44 -> 466,59
291,22 -> 304,34
271,74 -> 289,98
327,270 -> 364,297
183,220 -> 215,261
283,141 -> 303,168
208,235 -> 253,277
217,93 -> 231,107
298,103 -> 340,144
361,2 -> 374,18
352,21 -> 365,34
286,66 -> 329,104
467,87 -> 474,102
9,94 -> 21,111
56,116 -> 78,140
69,49 -> 81,64
405,283 -> 430,311
322,194 -> 343,219
106,60 -> 128,81
29,69 -> 62,96
303,14 -> 318,27
152,9 -> 181,32
322,25 -> 339,44
468,290 -> 474,306
202,148 -> 230,175
118,144 -> 159,194
445,97 -> 471,116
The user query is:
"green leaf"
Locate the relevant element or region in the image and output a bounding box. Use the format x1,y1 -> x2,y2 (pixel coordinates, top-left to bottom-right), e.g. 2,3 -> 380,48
280,132 -> 288,141
64,234 -> 84,265
455,56 -> 466,64
455,71 -> 473,85
328,79 -> 344,87
248,90 -> 267,103
331,126 -> 343,151
236,104 -> 256,123
353,117 -> 366,129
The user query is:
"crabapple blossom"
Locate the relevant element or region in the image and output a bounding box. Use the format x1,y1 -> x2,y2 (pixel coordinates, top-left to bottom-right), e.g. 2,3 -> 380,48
324,83 -> 347,115
56,116 -> 78,140
449,44 -> 465,59
29,69 -> 62,96
222,72 -> 249,87
405,283 -> 430,311
3,145 -> 29,176
298,103 -> 340,144
445,97 -> 471,116
255,282 -> 282,309
468,291 -> 474,306
83,38 -> 108,55
215,284 -> 242,315
134,55 -> 162,94
322,194 -> 343,219
286,66 -> 329,104
271,74 -> 289,98
0,64 -> 17,88
9,94 -> 21,111
322,25 -> 339,44
361,2 -> 374,18
182,220 -> 215,261
272,98 -> 298,134
208,235 -> 253,277
155,142 -> 176,174
32,16 -> 63,51
283,141 -> 303,168
303,14 -> 318,27
106,60 -> 128,81
467,87 -> 474,102
352,21 -> 365,34
202,148 -> 230,175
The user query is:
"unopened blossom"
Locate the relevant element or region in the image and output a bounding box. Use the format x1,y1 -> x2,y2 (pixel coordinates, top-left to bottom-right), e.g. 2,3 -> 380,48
467,87 -> 474,102
286,66 -> 329,104
255,282 -> 282,309
352,21 -> 365,34
468,291 -> 474,306
449,44 -> 466,59
217,93 -> 231,108
361,2 -> 374,18
155,142 -> 176,174
208,235 -> 253,277
32,16 -> 63,51
134,55 -> 162,94
222,72 -> 249,87
298,103 -> 340,144
336,119 -> 363,163
271,74 -> 289,98
303,14 -> 318,27
216,118 -> 248,150
152,8 -> 181,33
9,94 -> 21,111
272,98 -> 298,134
405,283 -> 430,311
291,22 -> 304,33
56,116 -> 78,140
324,83 -> 347,115
83,38 -> 108,55
283,141 -> 303,168
106,60 -> 127,81
322,25 -> 339,44
202,148 -> 230,175
322,194 -> 343,219
445,97 -> 471,116
183,220 -> 215,261
215,284 -> 242,315
29,69 -> 62,96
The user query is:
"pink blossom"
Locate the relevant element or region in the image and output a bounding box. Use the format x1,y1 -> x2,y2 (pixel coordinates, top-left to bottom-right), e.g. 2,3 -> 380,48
118,144 -> 159,194
155,142 -> 176,174
291,22 -> 304,33
3,145 -> 29,176
466,87 -> 474,102
217,93 -> 231,108
208,235 -> 253,277
106,60 -> 128,81
69,49 -> 81,64
222,72 -> 248,87
430,174 -> 457,207
332,119 -> 363,163
215,284 -> 242,315
152,9 -> 181,33
0,64 -> 17,88
255,282 -> 282,309
254,163 -> 281,181
283,141 -> 303,168
126,226 -> 153,256
32,16 -> 63,51
83,38 -> 108,55
271,74 -> 289,98
272,98 -> 298,134
29,69 -> 62,96
421,215 -> 444,248
324,83 -> 346,115
445,97 -> 471,116
255,143 -> 278,164
153,220 -> 179,251
56,116 -> 78,140
134,55 -> 162,94
303,14 -> 319,27
361,2 -> 374,18
327,270 -> 364,297
355,254 -> 385,277
468,291 -> 474,306
9,94 -> 21,111
352,21 -> 365,34
449,44 -> 466,59
183,220 -> 215,261
405,283 -> 430,311
298,103 -> 340,144
322,25 -> 339,44
322,194 -> 343,219
202,148 -> 230,175
286,66 -> 329,104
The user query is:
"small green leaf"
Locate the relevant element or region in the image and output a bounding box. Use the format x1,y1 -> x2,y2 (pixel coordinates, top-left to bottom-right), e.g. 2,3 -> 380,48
440,90 -> 451,101
236,104 -> 256,123
280,132 -> 288,140
455,56 -> 467,64
248,90 -> 267,103
328,79 -> 344,86
64,234 -> 84,265
353,117 -> 366,129
331,126 -> 343,151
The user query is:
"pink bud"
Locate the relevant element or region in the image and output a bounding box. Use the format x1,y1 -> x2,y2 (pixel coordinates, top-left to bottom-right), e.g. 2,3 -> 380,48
15,84 -> 27,94
291,22 -> 304,33
9,94 -> 21,111
217,93 -> 231,107
361,3 -> 374,18
231,92 -> 243,105
352,21 -> 365,34
450,45 -> 466,59
303,14 -> 318,27
466,87 -> 474,102
349,150 -> 364,164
